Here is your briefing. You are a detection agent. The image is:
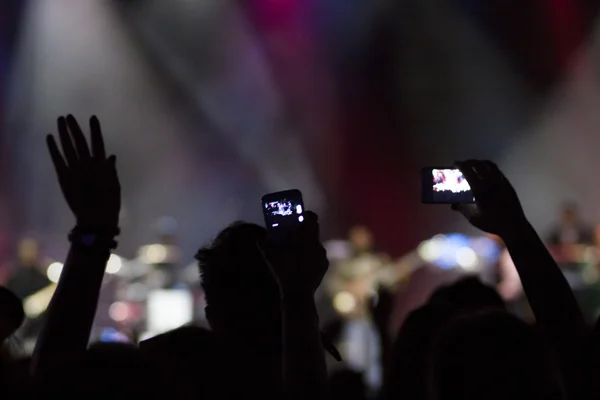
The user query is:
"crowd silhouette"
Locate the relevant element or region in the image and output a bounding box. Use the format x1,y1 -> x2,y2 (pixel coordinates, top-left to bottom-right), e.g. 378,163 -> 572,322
0,114 -> 597,400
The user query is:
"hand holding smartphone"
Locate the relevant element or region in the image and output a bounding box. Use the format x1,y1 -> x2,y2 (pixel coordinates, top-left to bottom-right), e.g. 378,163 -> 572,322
421,167 -> 475,204
261,189 -> 305,237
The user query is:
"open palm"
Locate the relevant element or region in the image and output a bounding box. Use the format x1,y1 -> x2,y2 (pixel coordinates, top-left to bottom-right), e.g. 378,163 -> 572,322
46,115 -> 120,231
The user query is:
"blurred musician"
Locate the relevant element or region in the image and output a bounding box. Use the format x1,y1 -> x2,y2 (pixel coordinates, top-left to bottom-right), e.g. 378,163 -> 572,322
546,202 -> 597,273
324,226 -> 395,317
323,226 -> 406,391
547,202 -> 595,248
5,238 -> 52,341
546,203 -> 600,321
5,238 -> 50,301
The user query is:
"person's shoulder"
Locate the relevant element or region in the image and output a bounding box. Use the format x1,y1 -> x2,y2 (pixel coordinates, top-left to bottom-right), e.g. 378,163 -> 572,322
139,325 -> 217,356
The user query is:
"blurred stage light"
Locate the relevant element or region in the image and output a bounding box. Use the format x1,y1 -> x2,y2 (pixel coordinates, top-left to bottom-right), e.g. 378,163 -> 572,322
23,284 -> 57,318
147,289 -> 194,334
140,244 -> 168,264
333,291 -> 357,314
99,328 -> 131,343
470,237 -> 501,260
456,247 -> 478,270
109,301 -> 130,322
106,254 -> 123,274
417,233 -> 499,271
417,237 -> 444,263
47,262 -> 64,283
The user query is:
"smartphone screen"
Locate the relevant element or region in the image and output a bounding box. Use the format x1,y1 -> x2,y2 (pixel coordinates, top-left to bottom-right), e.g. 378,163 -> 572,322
421,167 -> 475,204
261,189 -> 304,234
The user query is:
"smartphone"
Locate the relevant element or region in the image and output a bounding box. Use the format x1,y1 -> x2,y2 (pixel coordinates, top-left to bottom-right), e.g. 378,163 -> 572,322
421,167 -> 475,204
261,189 -> 305,235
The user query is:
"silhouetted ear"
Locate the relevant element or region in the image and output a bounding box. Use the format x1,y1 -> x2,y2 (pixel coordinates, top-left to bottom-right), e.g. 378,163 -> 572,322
204,303 -> 213,323
204,304 -> 218,333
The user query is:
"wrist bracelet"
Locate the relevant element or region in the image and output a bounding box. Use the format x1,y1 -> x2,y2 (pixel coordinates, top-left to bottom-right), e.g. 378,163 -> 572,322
71,225 -> 121,237
68,226 -> 120,250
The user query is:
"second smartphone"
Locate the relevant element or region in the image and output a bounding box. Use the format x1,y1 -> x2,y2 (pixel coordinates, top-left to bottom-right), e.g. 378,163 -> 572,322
421,167 -> 475,204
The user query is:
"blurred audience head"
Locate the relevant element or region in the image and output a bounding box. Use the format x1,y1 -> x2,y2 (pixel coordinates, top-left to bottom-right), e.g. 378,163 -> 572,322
349,226 -> 373,253
428,276 -> 505,312
196,222 -> 280,340
140,325 -> 221,398
430,310 -> 562,400
65,342 -> 159,395
561,201 -> 579,225
155,216 -> 178,245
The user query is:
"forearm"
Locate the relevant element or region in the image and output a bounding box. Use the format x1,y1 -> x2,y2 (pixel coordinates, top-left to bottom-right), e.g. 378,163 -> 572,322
32,245 -> 110,375
503,220 -> 587,394
281,294 -> 328,400
503,221 -> 586,336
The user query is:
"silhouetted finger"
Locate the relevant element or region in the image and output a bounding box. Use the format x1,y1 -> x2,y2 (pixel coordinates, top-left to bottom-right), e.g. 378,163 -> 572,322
57,116 -> 78,167
481,160 -> 499,178
107,155 -> 120,191
482,160 -> 504,181
303,210 -> 319,224
90,116 -> 106,160
456,161 -> 480,187
470,160 -> 488,180
301,210 -> 320,239
46,135 -> 68,178
66,115 -> 91,160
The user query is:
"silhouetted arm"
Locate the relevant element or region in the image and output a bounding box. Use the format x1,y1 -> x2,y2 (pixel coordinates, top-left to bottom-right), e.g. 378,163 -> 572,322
32,245 -> 111,375
281,293 -> 328,400
454,160 -> 586,398
262,211 -> 329,400
31,115 -> 120,378
504,222 -> 585,336
503,221 -> 586,395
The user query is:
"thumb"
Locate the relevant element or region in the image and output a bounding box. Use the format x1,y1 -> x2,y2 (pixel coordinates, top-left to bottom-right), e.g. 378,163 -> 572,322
299,210 -> 320,241
452,203 -> 478,220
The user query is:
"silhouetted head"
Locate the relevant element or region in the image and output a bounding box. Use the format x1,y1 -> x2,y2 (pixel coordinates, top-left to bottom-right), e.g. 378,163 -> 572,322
430,311 -> 562,400
17,238 -> 39,266
561,202 -> 579,225
140,325 -> 221,398
50,342 -> 160,395
330,369 -> 367,400
0,287 -> 24,341
349,226 -> 373,254
196,222 -> 280,341
428,277 -> 505,312
386,304 -> 458,400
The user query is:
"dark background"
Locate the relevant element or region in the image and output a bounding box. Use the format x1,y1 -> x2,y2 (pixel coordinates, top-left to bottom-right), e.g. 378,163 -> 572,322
1,0 -> 599,266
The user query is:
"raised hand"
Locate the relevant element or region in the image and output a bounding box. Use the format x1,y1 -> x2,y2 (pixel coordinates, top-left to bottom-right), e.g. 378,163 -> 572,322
453,160 -> 527,238
258,211 -> 329,298
46,115 -> 120,231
